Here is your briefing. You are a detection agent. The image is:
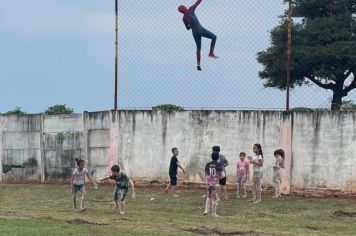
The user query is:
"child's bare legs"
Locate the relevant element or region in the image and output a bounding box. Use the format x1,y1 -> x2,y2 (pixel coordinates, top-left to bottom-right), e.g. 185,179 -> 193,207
120,201 -> 126,214
72,193 -> 77,209
166,185 -> 178,197
79,191 -> 86,209
166,177 -> 178,196
254,176 -> 262,203
251,177 -> 257,202
204,186 -> 219,217
273,177 -> 281,198
222,186 -> 228,200
166,184 -> 178,197
203,198 -> 211,215
242,182 -> 247,198
115,200 -> 125,214
212,189 -> 219,217
236,183 -> 240,198
164,183 -> 171,193
237,182 -> 245,198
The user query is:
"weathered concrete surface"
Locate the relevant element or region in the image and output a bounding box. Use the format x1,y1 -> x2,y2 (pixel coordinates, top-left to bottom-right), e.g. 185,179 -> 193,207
1,110 -> 356,195
86,111 -> 112,179
117,111 -> 291,192
0,115 -> 42,182
43,114 -> 84,181
291,111 -> 356,193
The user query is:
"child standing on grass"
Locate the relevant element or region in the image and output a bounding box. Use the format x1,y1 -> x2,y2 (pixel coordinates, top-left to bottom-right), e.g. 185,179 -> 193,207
97,165 -> 135,215
203,152 -> 223,217
236,152 -> 250,199
248,144 -> 264,204
273,149 -> 285,198
212,146 -> 229,201
71,158 -> 97,211
165,147 -> 186,197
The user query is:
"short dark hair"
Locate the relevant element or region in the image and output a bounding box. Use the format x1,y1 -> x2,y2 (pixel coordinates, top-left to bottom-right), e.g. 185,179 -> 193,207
239,152 -> 246,157
274,149 -> 285,159
212,146 -> 220,153
111,164 -> 120,173
211,151 -> 219,161
172,147 -> 178,153
75,158 -> 85,166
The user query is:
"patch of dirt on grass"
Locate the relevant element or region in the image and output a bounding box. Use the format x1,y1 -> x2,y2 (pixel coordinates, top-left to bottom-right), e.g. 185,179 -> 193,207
333,210 -> 356,217
306,226 -> 319,231
186,227 -> 259,236
66,219 -> 110,225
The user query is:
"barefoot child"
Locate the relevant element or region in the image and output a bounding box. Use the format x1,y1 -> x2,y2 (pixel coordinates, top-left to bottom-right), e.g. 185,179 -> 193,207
273,149 -> 285,198
165,148 -> 185,197
203,152 -> 223,217
71,158 -> 97,211
248,144 -> 264,203
97,165 -> 135,215
236,152 -> 250,199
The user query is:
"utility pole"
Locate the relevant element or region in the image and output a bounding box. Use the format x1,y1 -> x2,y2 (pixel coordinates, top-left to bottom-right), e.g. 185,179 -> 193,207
114,0 -> 118,110
286,0 -> 292,111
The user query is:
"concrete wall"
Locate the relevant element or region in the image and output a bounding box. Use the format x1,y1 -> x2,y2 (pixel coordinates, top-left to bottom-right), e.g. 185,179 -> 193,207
291,112 -> 356,193
0,110 -> 355,194
0,115 -> 42,181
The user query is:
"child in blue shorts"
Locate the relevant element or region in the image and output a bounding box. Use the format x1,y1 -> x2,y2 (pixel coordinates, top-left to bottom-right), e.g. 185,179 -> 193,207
97,165 -> 135,215
71,158 -> 97,211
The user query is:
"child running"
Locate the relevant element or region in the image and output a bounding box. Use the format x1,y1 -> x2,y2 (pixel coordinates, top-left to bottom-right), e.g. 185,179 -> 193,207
273,149 -> 285,198
165,147 -> 186,197
71,158 -> 97,211
203,152 -> 223,217
97,165 -> 135,215
248,144 -> 264,204
236,152 -> 250,199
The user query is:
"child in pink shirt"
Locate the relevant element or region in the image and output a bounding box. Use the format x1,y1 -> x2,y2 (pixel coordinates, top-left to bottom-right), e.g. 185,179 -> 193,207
236,152 -> 250,199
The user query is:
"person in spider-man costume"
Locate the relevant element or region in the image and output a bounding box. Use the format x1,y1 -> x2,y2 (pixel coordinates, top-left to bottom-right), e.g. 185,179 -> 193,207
178,0 -> 218,71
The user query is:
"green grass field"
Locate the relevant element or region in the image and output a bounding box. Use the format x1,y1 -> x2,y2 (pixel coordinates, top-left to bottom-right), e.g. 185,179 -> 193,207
0,184 -> 356,236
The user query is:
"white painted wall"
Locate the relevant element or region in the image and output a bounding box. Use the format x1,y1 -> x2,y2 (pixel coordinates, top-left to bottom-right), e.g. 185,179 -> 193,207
1,110 -> 356,193
292,111 -> 356,192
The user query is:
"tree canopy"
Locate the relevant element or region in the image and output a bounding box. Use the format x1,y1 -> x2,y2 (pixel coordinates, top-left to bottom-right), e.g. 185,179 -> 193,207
44,104 -> 74,115
258,0 -> 356,110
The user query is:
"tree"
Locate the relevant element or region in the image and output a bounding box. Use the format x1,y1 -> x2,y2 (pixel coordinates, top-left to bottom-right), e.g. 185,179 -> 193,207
6,106 -> 27,115
44,104 -> 74,115
341,100 -> 356,110
152,104 -> 184,112
257,0 -> 356,110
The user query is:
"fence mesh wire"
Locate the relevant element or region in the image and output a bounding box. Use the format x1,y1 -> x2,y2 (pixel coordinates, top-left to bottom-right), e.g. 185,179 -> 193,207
116,0 -> 356,110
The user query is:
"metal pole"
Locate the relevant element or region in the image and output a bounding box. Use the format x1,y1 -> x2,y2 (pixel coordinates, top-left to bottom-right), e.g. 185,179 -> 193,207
286,0 -> 292,111
114,0 -> 118,110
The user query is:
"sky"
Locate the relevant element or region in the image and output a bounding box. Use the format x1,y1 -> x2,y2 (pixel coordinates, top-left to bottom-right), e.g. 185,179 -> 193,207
1,0 -> 355,113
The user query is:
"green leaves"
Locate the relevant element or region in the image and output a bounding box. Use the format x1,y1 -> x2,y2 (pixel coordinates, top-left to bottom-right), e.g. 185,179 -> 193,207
44,104 -> 74,115
257,0 -> 356,109
152,104 -> 184,112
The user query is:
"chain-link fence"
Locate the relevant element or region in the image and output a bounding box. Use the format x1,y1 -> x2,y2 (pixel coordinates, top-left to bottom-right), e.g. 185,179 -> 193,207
116,0 -> 356,110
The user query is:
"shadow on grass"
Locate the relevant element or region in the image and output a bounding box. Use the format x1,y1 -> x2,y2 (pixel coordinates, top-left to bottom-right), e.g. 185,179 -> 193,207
185,226 -> 260,236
